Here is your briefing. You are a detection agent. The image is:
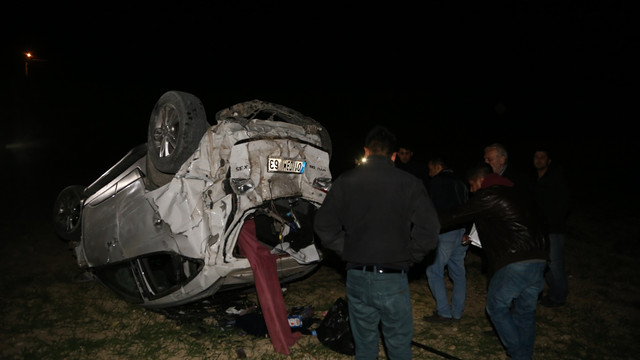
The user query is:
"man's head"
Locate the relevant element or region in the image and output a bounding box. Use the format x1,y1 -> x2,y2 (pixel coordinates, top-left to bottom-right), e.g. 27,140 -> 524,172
397,147 -> 414,164
466,163 -> 493,192
533,150 -> 551,172
427,157 -> 447,178
466,162 -> 513,193
364,125 -> 397,160
484,143 -> 508,174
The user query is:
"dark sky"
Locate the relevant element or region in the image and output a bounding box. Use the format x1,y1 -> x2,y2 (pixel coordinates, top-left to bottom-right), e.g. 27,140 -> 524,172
3,1 -> 638,215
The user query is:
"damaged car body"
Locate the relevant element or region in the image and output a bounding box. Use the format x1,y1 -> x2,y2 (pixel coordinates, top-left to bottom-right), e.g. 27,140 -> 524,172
53,91 -> 332,309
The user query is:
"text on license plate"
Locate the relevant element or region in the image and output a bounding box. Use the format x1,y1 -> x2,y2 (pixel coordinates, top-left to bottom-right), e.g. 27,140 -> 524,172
268,157 -> 306,174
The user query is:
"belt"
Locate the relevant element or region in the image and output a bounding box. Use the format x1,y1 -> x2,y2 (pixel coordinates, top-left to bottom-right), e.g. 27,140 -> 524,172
351,265 -> 406,274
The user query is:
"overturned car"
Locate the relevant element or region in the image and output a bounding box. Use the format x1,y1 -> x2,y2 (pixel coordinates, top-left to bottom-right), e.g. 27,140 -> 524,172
53,91 -> 332,309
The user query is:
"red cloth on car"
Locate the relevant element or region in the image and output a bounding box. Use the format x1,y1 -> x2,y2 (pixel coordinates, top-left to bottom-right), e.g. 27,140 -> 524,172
237,219 -> 301,355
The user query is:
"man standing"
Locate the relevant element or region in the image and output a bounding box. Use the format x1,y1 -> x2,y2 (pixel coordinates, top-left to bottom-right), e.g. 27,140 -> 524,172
424,156 -> 470,322
314,126 -> 440,360
440,163 -> 547,360
395,144 -> 429,188
533,148 -> 570,307
483,143 -> 533,197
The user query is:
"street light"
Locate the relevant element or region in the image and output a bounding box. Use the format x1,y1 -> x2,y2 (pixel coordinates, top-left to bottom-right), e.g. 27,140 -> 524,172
25,52 -> 33,78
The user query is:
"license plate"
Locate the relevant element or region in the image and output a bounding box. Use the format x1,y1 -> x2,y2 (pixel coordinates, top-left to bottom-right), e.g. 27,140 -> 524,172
267,157 -> 306,174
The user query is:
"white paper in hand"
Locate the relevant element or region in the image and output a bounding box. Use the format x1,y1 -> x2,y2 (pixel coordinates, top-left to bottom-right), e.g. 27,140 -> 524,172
469,223 -> 482,248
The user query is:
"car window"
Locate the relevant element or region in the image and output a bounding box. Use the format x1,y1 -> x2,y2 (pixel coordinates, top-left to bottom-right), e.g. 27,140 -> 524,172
137,253 -> 203,296
95,261 -> 143,303
95,253 -> 203,303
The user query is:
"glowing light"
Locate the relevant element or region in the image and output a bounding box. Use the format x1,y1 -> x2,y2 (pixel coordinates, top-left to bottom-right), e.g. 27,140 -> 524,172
26,52 -> 32,58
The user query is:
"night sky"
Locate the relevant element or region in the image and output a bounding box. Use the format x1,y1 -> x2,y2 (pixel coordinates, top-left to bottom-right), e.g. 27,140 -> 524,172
4,2 -> 637,220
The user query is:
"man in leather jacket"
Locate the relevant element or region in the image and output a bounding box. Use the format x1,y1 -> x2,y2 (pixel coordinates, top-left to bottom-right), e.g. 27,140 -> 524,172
439,163 -> 548,360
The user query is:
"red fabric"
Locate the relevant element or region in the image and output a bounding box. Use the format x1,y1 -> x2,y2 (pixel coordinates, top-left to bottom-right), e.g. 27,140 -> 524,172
237,219 -> 301,354
481,173 -> 514,188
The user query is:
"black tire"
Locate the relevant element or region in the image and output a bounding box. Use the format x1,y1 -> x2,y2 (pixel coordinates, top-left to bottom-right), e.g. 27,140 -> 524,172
147,91 -> 209,173
53,185 -> 85,242
145,155 -> 175,189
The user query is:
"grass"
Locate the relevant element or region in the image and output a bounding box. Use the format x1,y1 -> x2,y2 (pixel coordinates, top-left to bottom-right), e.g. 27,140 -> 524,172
2,203 -> 640,359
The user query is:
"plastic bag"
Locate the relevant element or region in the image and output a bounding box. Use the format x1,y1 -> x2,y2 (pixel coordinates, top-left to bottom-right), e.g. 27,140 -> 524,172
315,297 -> 355,355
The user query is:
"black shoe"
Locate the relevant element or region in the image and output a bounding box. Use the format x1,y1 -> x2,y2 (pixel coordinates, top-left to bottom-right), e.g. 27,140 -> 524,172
539,296 -> 565,308
423,312 -> 453,323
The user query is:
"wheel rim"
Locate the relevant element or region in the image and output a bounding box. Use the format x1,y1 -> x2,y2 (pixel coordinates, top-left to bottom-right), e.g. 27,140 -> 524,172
56,196 -> 81,233
153,104 -> 180,159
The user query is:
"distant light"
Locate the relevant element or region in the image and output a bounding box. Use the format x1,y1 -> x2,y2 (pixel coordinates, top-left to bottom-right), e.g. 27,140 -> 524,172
355,156 -> 367,166
26,52 -> 32,58
5,140 -> 43,150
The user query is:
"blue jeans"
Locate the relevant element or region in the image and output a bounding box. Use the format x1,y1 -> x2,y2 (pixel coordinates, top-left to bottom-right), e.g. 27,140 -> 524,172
486,260 -> 546,360
545,233 -> 568,303
346,268 -> 413,360
426,228 -> 468,319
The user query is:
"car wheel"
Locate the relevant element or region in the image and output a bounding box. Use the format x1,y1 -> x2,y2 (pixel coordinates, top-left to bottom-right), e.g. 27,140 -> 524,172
52,185 -> 85,242
145,155 -> 175,189
147,91 -> 209,173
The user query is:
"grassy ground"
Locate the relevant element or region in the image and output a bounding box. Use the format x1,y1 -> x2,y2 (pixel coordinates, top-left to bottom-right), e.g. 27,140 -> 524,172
2,201 -> 640,360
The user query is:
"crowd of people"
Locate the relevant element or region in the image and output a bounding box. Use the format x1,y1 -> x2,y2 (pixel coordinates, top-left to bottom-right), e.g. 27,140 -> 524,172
314,126 -> 571,360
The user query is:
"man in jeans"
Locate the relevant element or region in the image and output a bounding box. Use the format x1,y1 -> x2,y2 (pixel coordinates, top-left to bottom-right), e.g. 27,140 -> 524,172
533,148 -> 570,307
424,156 -> 470,322
314,126 -> 440,359
439,163 -> 548,360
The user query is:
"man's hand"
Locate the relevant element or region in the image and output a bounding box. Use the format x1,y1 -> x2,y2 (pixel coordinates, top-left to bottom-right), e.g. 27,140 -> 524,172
461,234 -> 471,246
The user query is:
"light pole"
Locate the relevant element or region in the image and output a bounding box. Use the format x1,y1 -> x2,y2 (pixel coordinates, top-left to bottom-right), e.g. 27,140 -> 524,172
25,52 -> 32,79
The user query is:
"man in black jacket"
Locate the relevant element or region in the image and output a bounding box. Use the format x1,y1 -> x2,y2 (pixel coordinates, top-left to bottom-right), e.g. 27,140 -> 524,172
424,156 -> 470,322
440,163 -> 547,360
314,126 -> 440,359
484,143 -> 534,202
533,148 -> 570,307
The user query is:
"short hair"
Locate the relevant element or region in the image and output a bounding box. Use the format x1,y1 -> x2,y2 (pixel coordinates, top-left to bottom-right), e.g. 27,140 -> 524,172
484,143 -> 509,161
365,126 -> 397,156
466,162 -> 493,181
533,144 -> 553,159
428,156 -> 449,170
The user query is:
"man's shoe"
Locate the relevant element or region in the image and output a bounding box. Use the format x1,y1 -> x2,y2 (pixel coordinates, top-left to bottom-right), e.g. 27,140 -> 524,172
540,296 -> 565,308
423,312 -> 453,323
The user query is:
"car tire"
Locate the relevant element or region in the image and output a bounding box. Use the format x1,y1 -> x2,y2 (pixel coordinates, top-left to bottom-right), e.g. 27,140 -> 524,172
147,91 -> 209,173
145,155 -> 175,189
52,185 -> 85,242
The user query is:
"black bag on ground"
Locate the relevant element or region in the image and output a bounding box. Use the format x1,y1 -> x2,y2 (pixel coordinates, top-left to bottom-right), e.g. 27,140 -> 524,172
316,297 -> 355,355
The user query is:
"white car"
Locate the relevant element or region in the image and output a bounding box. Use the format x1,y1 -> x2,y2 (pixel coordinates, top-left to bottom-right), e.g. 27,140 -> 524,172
53,91 -> 332,309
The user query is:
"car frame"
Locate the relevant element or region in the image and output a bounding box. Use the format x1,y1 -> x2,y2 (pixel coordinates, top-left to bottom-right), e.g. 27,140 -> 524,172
53,91 -> 332,309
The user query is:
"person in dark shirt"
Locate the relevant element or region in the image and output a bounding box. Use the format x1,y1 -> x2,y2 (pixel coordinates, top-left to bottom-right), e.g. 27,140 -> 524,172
533,147 -> 570,307
314,126 -> 440,359
424,156 -> 470,322
484,143 -> 534,202
395,144 -> 429,188
440,163 -> 547,360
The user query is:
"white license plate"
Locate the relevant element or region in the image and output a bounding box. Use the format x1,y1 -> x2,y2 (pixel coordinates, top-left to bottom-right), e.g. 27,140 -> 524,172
267,157 -> 306,174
